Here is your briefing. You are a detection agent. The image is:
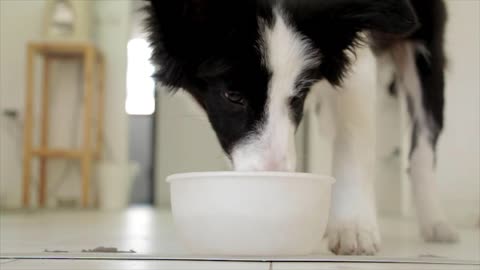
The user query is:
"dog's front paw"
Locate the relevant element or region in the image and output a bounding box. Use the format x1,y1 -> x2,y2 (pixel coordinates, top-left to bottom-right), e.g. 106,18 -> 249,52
327,221 -> 380,255
421,221 -> 459,243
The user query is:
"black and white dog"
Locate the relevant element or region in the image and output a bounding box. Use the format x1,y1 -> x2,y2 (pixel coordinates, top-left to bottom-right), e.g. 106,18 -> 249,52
144,0 -> 458,255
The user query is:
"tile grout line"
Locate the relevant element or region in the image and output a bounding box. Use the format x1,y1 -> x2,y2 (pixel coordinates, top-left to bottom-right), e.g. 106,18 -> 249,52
0,254 -> 478,266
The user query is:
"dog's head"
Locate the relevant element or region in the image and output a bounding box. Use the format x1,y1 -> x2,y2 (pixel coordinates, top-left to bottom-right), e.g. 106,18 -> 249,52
145,0 -> 417,171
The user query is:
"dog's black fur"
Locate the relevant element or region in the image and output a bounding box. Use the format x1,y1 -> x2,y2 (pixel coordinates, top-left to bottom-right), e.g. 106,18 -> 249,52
145,0 -> 271,151
144,0 -> 454,255
144,0 -> 424,154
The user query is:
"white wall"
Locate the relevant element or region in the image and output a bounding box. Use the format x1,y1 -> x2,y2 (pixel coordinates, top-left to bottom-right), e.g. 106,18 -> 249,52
437,0 -> 480,224
0,0 -> 131,208
155,90 -> 230,206
0,0 -> 48,208
92,0 -> 130,164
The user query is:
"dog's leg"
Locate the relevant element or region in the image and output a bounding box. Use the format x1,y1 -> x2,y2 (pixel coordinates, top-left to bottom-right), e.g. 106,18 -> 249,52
394,42 -> 458,243
326,47 -> 380,255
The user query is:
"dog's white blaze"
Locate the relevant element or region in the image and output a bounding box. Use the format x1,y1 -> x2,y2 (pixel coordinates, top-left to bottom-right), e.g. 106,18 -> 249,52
232,10 -> 318,171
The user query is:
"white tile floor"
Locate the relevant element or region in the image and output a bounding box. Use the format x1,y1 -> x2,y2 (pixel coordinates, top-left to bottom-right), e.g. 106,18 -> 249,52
0,259 -> 271,270
0,207 -> 479,269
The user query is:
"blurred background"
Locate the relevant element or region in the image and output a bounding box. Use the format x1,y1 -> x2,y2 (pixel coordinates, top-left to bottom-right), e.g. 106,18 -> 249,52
0,0 -> 478,260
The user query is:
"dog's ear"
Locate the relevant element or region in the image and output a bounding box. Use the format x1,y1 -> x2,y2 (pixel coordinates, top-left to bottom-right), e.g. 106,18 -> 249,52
144,0 -> 255,91
144,0 -> 217,91
287,0 -> 418,85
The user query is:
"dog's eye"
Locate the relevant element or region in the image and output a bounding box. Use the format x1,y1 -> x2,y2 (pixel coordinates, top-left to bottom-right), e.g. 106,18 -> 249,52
224,91 -> 245,106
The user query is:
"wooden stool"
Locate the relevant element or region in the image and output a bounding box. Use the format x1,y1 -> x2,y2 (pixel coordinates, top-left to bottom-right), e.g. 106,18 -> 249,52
23,42 -> 104,208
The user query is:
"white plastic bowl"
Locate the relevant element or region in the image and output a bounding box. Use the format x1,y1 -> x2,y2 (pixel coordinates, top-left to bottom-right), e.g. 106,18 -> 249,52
166,171 -> 335,256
